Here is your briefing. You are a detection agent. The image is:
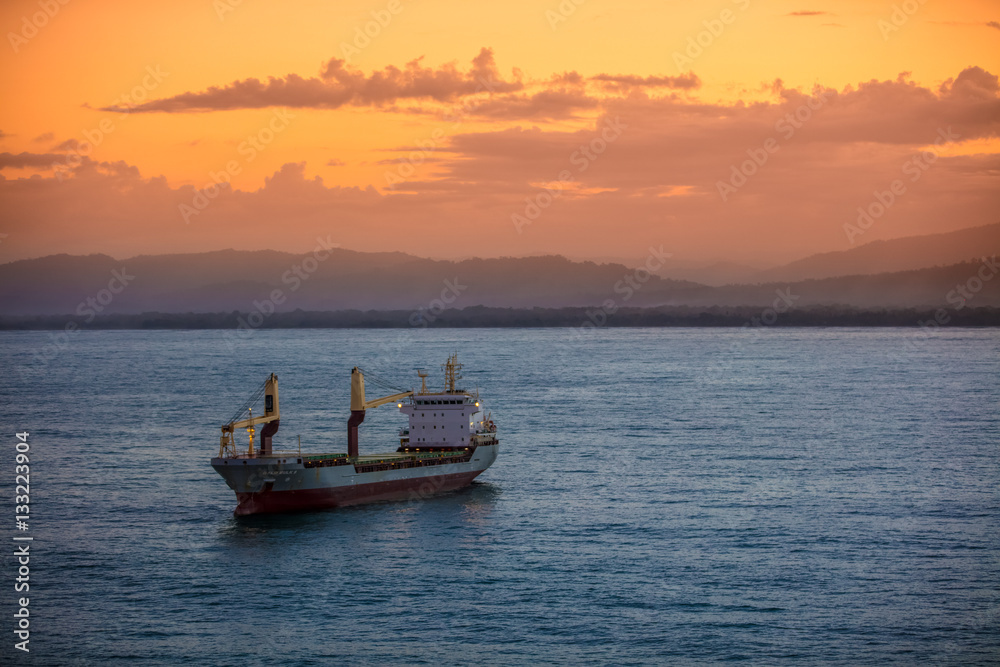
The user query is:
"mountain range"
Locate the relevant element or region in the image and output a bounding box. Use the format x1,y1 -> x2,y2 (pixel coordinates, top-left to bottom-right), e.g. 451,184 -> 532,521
0,224 -> 996,316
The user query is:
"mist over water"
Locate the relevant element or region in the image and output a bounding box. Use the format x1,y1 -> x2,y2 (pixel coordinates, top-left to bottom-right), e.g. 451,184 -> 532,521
2,328 -> 998,665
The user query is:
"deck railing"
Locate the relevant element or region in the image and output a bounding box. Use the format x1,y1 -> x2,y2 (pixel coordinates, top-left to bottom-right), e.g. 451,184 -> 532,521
217,435 -> 303,459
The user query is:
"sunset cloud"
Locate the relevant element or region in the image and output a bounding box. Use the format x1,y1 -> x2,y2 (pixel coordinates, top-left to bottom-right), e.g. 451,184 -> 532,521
100,48 -> 703,120
938,66 -> 999,101
0,151 -> 62,169
466,88 -> 600,119
422,70 -> 1000,200
103,48 -> 524,113
7,67 -> 998,266
54,139 -> 82,152
590,72 -> 701,90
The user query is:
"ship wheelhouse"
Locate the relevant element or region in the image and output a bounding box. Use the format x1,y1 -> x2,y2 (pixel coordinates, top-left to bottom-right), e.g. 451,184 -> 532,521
396,354 -> 497,452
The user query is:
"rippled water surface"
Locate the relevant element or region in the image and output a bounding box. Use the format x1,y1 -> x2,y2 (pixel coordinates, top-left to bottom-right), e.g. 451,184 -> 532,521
1,328 -> 998,665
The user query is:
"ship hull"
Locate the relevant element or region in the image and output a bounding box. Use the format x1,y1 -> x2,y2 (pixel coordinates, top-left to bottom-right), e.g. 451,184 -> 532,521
233,469 -> 484,515
212,444 -> 498,516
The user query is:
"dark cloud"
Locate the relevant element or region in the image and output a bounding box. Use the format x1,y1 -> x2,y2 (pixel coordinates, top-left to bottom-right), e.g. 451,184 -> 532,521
470,88 -> 600,119
95,49 -> 706,120
939,66 -> 1000,101
428,67 -> 1000,198
374,156 -> 446,165
551,71 -> 586,85
105,48 -> 523,113
591,72 -> 701,90
0,152 -> 62,169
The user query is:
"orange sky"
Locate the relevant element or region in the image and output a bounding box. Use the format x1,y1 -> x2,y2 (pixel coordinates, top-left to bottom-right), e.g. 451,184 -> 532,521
1,0 -> 998,267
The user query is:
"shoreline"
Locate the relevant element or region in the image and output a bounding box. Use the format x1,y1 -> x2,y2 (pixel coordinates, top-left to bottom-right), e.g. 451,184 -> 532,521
1,305 -> 999,329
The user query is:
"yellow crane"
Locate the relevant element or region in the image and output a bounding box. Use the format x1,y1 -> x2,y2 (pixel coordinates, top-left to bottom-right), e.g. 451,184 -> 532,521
219,373 -> 280,458
348,367 -> 413,458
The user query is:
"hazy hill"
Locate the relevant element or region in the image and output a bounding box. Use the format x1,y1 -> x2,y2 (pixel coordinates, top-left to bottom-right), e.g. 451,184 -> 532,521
1,249 -> 997,315
0,250 -> 701,315
752,222 -> 1000,283
670,261 -> 1000,309
657,260 -> 763,286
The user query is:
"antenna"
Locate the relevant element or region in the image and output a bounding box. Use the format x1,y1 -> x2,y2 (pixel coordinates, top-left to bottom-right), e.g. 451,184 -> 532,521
416,369 -> 429,394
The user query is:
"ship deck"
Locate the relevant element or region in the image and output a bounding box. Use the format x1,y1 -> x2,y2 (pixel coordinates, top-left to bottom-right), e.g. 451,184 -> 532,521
220,449 -> 467,462
212,448 -> 480,472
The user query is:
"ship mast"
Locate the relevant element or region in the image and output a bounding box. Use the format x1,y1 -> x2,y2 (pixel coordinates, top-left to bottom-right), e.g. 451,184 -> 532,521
442,353 -> 463,393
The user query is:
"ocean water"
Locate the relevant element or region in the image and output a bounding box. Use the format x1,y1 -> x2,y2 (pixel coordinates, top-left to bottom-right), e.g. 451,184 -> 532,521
1,327 -> 998,665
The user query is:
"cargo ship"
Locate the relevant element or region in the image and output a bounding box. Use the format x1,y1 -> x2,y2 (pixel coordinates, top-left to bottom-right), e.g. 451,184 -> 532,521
211,354 -> 499,515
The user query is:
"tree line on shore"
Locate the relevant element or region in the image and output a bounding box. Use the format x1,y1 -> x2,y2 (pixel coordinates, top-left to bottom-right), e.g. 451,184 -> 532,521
1,305 -> 998,330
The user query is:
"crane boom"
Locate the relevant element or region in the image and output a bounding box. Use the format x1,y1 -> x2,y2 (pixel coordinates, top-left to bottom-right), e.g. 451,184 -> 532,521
361,391 -> 414,410
227,413 -> 278,430
220,373 -> 280,457
350,367 -> 413,410
348,367 -> 413,458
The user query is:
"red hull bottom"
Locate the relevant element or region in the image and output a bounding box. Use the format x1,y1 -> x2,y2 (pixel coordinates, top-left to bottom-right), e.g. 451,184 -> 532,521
233,469 -> 484,516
